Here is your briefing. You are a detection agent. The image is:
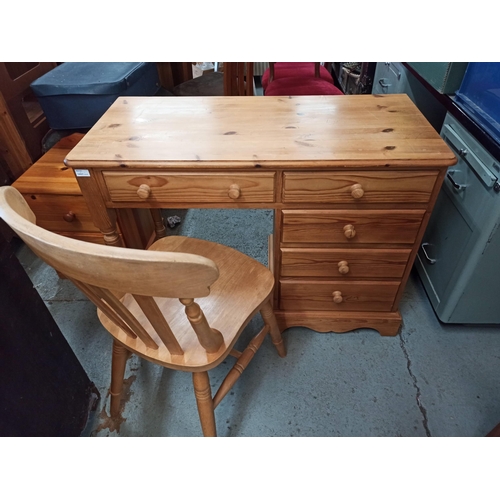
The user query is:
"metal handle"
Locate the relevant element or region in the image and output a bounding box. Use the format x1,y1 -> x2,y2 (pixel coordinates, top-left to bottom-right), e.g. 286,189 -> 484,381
383,63 -> 401,80
447,172 -> 466,191
388,66 -> 401,80
444,124 -> 497,188
421,243 -> 436,265
378,79 -> 391,88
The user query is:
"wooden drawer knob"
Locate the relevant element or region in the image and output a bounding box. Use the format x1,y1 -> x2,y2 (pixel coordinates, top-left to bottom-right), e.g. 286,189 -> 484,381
63,211 -> 75,223
343,224 -> 356,239
338,260 -> 349,275
137,184 -> 151,199
332,291 -> 343,304
350,183 -> 364,199
228,184 -> 241,200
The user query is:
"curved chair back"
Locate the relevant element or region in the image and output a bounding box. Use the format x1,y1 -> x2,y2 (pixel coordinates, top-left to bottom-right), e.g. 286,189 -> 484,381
0,186 -> 218,298
0,186 -> 220,352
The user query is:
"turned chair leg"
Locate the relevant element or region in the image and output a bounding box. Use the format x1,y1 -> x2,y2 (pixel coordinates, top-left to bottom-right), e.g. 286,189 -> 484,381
261,300 -> 286,358
192,371 -> 216,437
110,339 -> 129,417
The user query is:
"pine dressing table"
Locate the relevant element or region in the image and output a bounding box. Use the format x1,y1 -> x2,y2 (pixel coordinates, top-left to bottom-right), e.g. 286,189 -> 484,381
64,94 -> 456,336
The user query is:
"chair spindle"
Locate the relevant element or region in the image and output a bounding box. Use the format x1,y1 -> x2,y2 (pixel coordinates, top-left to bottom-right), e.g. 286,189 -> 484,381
133,295 -> 184,355
180,298 -> 224,353
71,279 -> 138,340
213,324 -> 269,408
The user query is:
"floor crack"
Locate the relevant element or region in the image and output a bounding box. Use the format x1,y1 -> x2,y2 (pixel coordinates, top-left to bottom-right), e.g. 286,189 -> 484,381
399,332 -> 431,437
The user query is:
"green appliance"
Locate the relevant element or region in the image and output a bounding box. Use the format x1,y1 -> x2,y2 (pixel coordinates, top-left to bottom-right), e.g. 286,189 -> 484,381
407,62 -> 468,95
415,112 -> 500,323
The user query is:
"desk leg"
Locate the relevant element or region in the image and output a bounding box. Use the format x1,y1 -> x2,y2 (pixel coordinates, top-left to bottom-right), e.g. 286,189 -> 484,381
150,209 -> 167,239
76,175 -> 124,247
116,209 -> 156,249
101,220 -> 124,247
95,208 -> 123,247
114,209 -> 164,248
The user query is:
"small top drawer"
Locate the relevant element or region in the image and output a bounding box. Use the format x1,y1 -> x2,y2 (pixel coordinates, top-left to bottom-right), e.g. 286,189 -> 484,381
103,172 -> 275,204
282,170 -> 438,204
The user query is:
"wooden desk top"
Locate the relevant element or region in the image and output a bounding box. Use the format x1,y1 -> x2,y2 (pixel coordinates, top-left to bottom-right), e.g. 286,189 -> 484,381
64,95 -> 456,169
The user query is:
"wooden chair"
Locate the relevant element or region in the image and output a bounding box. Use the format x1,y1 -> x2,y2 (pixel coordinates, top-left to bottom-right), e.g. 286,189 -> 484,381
223,63 -> 255,96
263,62 -> 344,96
0,186 -> 286,436
0,62 -> 58,180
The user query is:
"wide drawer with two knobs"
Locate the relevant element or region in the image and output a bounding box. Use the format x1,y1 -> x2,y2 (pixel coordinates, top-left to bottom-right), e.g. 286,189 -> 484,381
103,172 -> 276,204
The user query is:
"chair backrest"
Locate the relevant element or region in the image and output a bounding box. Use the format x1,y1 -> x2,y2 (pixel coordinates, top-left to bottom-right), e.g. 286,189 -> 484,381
0,186 -> 221,353
0,62 -> 58,179
223,63 -> 254,96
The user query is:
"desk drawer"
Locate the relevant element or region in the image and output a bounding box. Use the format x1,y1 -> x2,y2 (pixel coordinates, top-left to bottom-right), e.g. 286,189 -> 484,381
103,172 -> 275,204
282,171 -> 438,204
280,248 -> 411,278
22,194 -> 98,233
280,280 -> 400,311
282,209 -> 425,245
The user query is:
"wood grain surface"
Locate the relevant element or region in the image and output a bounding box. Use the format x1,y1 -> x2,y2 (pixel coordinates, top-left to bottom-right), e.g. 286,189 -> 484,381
64,95 -> 456,168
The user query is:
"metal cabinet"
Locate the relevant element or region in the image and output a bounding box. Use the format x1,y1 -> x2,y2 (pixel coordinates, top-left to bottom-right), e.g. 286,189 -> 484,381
415,112 -> 500,323
372,62 -> 409,95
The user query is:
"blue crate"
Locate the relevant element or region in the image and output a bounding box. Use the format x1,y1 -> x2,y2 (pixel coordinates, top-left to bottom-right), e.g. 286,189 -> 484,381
31,62 -> 160,130
455,62 -> 500,144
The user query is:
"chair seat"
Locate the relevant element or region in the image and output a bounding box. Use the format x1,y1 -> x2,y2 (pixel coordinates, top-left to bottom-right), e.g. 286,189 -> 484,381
261,63 -> 334,90
265,76 -> 344,96
98,236 -> 275,372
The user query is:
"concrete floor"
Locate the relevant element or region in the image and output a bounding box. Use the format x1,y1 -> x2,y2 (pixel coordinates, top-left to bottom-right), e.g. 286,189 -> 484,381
16,207 -> 500,437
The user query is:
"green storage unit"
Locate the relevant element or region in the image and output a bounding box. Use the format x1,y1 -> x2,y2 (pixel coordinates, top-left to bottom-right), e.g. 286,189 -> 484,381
407,62 -> 468,94
415,113 -> 500,324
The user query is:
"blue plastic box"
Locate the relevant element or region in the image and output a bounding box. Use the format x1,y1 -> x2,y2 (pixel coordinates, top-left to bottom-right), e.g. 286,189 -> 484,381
454,62 -> 500,144
31,62 -> 160,130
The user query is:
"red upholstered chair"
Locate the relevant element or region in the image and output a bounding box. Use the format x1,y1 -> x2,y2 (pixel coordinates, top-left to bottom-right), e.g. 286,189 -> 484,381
262,62 -> 333,90
263,62 -> 344,96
